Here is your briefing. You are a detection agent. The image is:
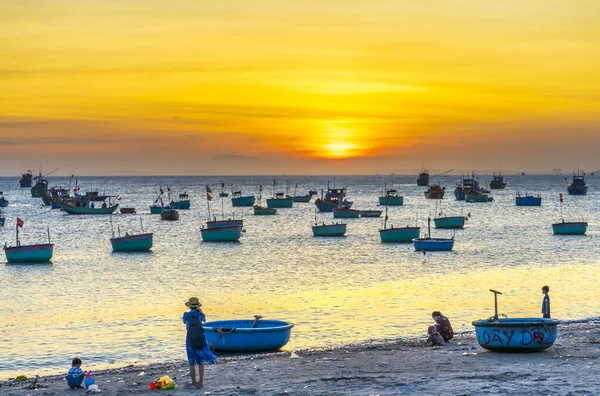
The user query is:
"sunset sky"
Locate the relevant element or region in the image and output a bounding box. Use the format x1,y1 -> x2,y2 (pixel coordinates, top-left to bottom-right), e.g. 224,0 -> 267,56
1,0 -> 599,175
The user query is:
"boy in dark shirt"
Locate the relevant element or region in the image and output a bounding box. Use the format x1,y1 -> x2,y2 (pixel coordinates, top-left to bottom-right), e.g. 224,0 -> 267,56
65,357 -> 85,389
542,286 -> 551,318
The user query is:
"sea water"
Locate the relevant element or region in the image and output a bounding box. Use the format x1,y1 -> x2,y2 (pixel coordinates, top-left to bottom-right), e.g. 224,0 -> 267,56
0,175 -> 597,377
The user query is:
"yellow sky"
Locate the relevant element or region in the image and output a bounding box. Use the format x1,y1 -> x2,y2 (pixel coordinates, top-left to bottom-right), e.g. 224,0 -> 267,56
1,0 -> 599,175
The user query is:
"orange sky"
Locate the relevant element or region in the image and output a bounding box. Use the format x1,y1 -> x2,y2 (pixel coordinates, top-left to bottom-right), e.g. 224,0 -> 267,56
1,0 -> 599,175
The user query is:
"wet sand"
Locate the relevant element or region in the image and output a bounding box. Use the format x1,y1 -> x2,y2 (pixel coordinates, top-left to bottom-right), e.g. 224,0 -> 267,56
3,321 -> 600,395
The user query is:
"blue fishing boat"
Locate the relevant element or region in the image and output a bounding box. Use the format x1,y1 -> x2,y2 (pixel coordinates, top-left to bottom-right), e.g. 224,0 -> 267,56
379,205 -> 420,242
378,190 -> 403,206
203,317 -> 294,351
567,170 -> 588,195
266,193 -> 294,208
170,192 -> 191,209
552,194 -> 587,235
19,170 -> 33,188
454,173 -> 479,200
333,207 -> 360,218
473,290 -> 560,352
231,191 -> 255,207
0,194 -> 8,208
4,218 -> 54,263
424,184 -> 445,199
315,183 -> 353,212
312,222 -> 347,236
465,191 -> 492,203
412,218 -> 454,251
149,188 -> 171,213
201,225 -> 242,242
110,233 -> 153,252
515,192 -> 542,206
489,172 -> 507,189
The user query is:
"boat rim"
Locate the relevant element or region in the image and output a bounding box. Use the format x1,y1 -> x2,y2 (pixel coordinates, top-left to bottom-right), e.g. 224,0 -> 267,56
110,233 -> 154,242
4,243 -> 54,250
472,318 -> 560,327
203,319 -> 294,333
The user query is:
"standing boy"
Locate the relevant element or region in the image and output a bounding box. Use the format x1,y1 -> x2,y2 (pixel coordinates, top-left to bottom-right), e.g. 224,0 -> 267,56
542,286 -> 551,318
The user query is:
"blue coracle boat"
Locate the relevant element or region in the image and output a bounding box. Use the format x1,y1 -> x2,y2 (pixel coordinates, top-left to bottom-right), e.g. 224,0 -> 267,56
203,318 -> 294,351
170,192 -> 191,209
434,216 -> 465,229
515,192 -> 542,206
110,233 -> 153,252
4,220 -> 53,263
231,191 -> 255,207
266,193 -> 294,208
61,202 -> 119,215
567,170 -> 588,195
379,226 -> 420,242
201,225 -> 242,242
312,223 -> 347,236
412,217 -> 454,251
552,221 -> 587,235
472,290 -> 560,352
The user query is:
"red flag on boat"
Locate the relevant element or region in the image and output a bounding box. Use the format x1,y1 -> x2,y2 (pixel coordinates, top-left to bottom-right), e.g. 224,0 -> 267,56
167,187 -> 171,192
295,183 -> 298,188
115,195 -> 123,201
16,217 -> 24,228
206,186 -> 212,194
559,193 -> 563,203
73,188 -> 77,193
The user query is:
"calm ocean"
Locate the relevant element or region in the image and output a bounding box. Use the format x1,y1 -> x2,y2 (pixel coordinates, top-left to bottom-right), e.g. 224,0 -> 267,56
0,174 -> 597,378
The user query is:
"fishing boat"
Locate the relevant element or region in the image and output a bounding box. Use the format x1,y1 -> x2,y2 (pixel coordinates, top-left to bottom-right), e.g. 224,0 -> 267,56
84,190 -> 111,202
120,207 -> 136,214
312,222 -> 347,236
552,194 -> 587,235
417,168 -> 430,186
473,289 -> 559,352
0,193 -> 8,208
378,189 -> 403,206
360,210 -> 382,218
253,185 -> 277,215
333,206 -> 360,218
489,173 -> 507,189
150,188 -> 171,214
289,183 -> 312,202
110,218 -> 153,252
315,183 -> 353,212
203,317 -> 294,351
4,218 -> 54,263
454,173 -> 479,200
170,191 -> 191,209
309,190 -> 318,196
434,202 -> 467,229
465,191 -> 492,203
201,224 -> 242,241
19,171 -> 33,188
424,184 -> 445,199
41,187 -> 70,207
378,204 -> 420,242
201,186 -> 243,241
31,178 -> 48,198
567,170 -> 588,195
160,208 -> 179,221
412,217 -> 454,251
266,193 -> 294,208
515,192 -> 542,206
61,198 -> 119,215
231,191 -> 255,207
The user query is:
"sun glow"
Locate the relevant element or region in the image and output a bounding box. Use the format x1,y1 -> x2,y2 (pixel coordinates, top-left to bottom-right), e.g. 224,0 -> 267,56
323,141 -> 360,159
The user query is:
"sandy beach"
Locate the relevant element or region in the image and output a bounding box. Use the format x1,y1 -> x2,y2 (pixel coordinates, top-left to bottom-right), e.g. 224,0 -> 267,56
3,320 -> 600,395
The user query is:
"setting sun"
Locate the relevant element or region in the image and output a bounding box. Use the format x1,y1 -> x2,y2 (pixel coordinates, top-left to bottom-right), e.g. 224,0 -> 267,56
323,141 -> 360,159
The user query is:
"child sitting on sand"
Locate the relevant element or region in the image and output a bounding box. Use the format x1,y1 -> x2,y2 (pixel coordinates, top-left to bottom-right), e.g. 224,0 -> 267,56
65,357 -> 85,389
428,311 -> 454,345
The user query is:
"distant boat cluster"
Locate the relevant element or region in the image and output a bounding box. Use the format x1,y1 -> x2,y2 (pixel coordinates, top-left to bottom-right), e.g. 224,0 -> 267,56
1,169 -> 592,263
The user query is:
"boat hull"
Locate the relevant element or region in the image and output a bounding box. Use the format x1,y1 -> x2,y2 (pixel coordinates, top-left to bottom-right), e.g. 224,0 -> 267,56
434,216 -> 465,229
293,195 -> 312,203
378,196 -> 404,206
266,197 -> 293,208
254,206 -> 277,215
160,209 -> 179,221
552,221 -> 587,235
119,208 -> 136,214
489,182 -> 506,189
150,205 -> 170,214
170,200 -> 191,210
516,197 -> 542,206
231,196 -> 255,207
379,227 -> 420,242
333,209 -> 360,218
201,225 -> 242,242
61,204 -> 119,215
4,244 -> 54,262
567,185 -> 588,195
203,319 -> 293,351
312,223 -> 347,236
472,318 -> 560,352
360,210 -> 382,218
465,194 -> 489,203
412,238 -> 454,251
110,233 -> 153,252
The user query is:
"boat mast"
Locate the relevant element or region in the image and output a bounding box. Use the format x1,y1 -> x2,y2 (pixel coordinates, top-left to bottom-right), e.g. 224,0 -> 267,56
427,217 -> 431,239
559,193 -> 564,222
140,217 -> 144,233
110,214 -> 115,238
47,227 -> 51,244
206,185 -> 212,222
15,217 -> 19,247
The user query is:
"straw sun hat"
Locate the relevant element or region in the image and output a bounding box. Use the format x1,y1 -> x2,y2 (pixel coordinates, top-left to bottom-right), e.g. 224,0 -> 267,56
185,297 -> 202,308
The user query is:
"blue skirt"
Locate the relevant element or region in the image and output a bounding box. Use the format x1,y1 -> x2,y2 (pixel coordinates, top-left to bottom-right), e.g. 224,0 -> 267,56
186,340 -> 217,365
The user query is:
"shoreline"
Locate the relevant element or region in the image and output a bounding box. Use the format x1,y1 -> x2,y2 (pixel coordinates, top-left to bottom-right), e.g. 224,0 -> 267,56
3,320 -> 600,395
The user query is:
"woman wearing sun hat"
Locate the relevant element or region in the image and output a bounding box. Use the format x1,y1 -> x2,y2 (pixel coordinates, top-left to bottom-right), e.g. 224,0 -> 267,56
182,297 -> 217,388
